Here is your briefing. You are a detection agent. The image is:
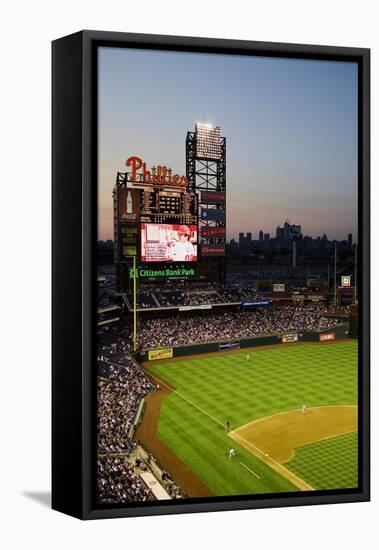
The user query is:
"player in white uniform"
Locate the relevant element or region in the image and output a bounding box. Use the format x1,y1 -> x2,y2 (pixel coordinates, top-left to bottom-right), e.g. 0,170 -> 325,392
246,354 -> 250,361
302,404 -> 307,415
229,448 -> 236,458
169,225 -> 195,261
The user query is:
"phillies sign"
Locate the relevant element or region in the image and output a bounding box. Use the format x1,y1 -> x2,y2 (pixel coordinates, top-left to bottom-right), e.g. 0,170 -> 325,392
126,156 -> 188,189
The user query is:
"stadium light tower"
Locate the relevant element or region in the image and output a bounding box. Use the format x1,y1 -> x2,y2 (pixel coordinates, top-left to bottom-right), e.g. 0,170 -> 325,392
186,122 -> 226,279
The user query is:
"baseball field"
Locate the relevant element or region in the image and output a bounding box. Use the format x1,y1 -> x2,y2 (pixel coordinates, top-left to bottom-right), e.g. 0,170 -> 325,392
137,340 -> 358,497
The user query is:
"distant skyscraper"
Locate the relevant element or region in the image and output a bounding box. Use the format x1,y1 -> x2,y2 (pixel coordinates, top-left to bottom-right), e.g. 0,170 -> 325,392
276,221 -> 301,241
246,232 -> 252,241
348,233 -> 353,247
259,230 -> 264,241
264,233 -> 270,241
239,232 -> 244,244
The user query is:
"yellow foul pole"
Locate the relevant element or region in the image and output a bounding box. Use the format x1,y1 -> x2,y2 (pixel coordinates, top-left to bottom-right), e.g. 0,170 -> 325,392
133,256 -> 137,352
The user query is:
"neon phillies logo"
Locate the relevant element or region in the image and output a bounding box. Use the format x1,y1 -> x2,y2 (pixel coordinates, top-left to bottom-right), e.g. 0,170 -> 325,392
126,156 -> 188,188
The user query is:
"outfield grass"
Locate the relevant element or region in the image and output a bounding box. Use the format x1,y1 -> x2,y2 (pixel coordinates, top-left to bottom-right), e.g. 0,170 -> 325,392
147,341 -> 358,496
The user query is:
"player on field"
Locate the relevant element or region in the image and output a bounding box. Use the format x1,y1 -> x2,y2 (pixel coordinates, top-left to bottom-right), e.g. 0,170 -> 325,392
246,353 -> 250,361
302,404 -> 307,415
229,448 -> 236,458
226,420 -> 230,432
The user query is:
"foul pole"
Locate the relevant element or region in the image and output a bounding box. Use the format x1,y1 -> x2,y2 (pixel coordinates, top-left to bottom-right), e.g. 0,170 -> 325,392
354,243 -> 358,305
334,242 -> 337,307
133,256 -> 137,352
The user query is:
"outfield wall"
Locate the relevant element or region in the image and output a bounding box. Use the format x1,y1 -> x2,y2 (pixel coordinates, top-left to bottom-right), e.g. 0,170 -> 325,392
139,323 -> 350,361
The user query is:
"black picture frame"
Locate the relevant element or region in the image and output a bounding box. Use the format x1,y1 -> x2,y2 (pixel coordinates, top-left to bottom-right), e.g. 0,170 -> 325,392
52,30 -> 370,520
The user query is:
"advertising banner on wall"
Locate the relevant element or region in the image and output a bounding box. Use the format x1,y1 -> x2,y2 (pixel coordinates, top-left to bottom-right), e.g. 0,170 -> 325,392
241,299 -> 272,308
148,348 -> 174,361
219,341 -> 240,351
179,305 -> 212,311
319,332 -> 336,342
281,333 -> 298,343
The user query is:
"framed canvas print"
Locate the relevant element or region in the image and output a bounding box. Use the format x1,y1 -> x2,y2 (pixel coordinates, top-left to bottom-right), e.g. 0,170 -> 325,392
52,31 -> 370,519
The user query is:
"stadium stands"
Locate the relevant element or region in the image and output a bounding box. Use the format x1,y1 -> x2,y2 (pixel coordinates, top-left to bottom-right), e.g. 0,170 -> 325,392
96,337 -> 184,503
137,303 -> 347,349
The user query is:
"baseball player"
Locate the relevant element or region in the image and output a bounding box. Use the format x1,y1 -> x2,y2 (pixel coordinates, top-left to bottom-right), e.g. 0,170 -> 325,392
168,225 -> 195,261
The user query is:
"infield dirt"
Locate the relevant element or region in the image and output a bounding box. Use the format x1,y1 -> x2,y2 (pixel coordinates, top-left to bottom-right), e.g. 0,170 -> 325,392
229,405 -> 357,490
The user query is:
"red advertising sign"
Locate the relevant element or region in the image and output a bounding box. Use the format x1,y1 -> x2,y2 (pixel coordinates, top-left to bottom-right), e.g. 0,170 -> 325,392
200,191 -> 226,204
319,332 -> 336,342
200,227 -> 226,238
200,244 -> 226,257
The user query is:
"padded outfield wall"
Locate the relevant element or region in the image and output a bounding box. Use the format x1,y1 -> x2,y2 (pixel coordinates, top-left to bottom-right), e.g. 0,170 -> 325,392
138,323 -> 350,361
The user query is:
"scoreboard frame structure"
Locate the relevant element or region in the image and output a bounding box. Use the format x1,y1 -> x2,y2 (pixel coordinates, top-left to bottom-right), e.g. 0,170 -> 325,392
186,123 -> 227,259
52,30 -> 370,520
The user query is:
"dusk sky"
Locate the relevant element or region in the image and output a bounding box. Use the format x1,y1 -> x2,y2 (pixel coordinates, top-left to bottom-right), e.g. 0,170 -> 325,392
98,47 -> 358,242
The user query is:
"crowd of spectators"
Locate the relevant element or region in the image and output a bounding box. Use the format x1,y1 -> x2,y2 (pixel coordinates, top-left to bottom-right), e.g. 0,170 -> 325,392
137,303 -> 345,349
217,281 -> 250,302
97,339 -> 155,503
324,305 -> 351,316
155,290 -> 185,307
125,280 -> 260,309
182,292 -> 224,305
126,291 -> 157,309
97,455 -> 154,504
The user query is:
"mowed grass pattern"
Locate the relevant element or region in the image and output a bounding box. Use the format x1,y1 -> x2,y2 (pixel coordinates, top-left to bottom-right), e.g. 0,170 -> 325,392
288,432 -> 358,490
148,341 -> 358,496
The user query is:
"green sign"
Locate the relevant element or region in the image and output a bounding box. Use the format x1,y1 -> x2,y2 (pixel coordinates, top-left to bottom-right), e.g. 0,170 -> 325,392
129,266 -> 196,279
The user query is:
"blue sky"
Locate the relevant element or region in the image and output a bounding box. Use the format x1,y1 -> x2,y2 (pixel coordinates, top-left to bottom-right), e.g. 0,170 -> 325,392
98,47 -> 358,242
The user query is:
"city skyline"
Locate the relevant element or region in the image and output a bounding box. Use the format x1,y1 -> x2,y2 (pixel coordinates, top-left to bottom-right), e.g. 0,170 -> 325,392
98,224 -> 355,245
98,47 -> 358,242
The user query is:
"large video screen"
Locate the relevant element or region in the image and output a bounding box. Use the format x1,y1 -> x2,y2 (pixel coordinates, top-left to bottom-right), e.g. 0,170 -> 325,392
141,223 -> 198,262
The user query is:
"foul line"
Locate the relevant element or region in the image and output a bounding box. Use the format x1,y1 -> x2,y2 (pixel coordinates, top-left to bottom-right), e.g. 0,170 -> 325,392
102,360 -> 311,490
146,371 -> 226,429
239,461 -> 260,479
146,370 -> 268,483
147,369 -> 314,490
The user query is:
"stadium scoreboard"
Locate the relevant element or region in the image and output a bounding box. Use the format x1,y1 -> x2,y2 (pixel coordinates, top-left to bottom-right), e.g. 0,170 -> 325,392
140,188 -> 198,225
114,143 -> 226,285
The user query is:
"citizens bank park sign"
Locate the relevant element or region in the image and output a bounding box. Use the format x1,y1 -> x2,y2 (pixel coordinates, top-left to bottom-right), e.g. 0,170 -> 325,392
129,266 -> 196,279
125,156 -> 188,189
